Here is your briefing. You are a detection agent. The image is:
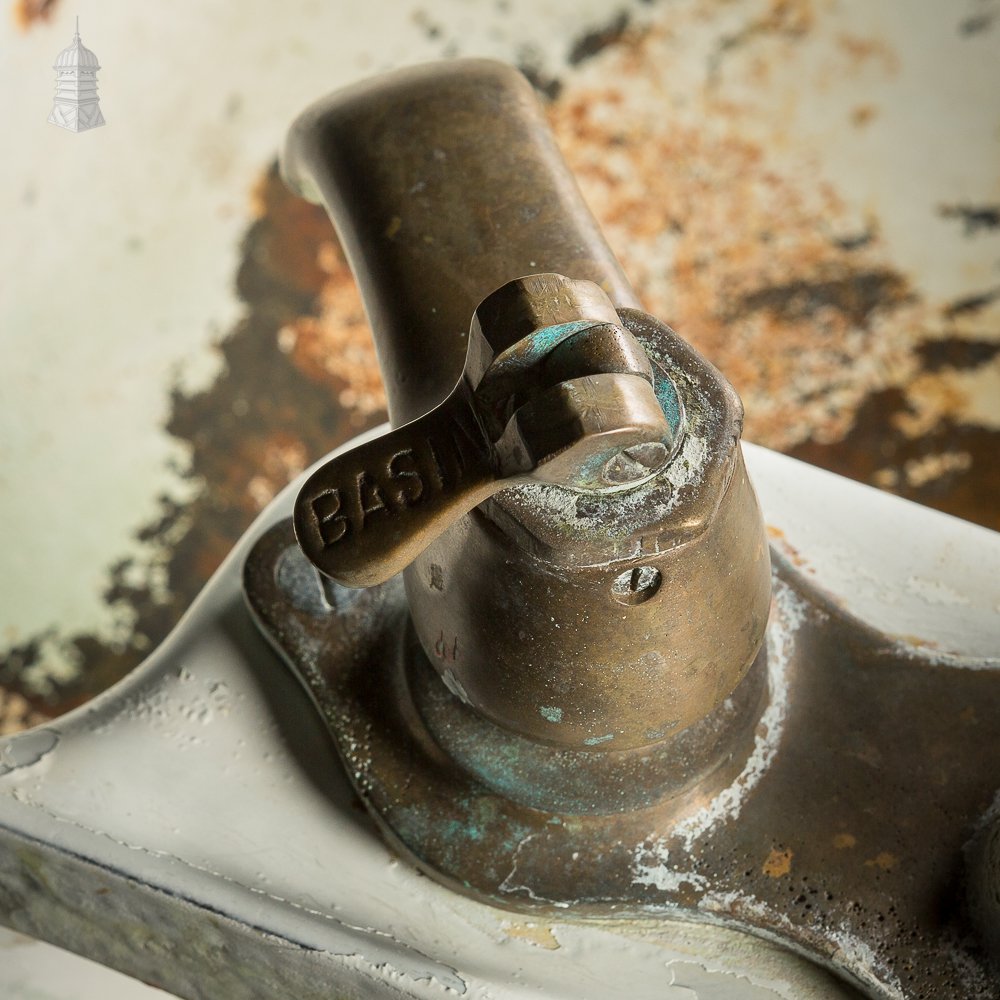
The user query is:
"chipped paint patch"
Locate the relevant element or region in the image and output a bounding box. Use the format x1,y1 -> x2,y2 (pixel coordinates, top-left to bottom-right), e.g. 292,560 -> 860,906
665,959 -> 794,1000
761,848 -> 792,878
539,705 -> 563,723
0,728 -> 59,776
502,920 -> 561,950
864,851 -> 897,872
889,637 -> 1000,672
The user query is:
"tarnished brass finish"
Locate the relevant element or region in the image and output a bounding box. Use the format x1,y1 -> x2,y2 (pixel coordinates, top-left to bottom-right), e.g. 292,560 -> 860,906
405,309 -> 768,751
293,276 -> 673,589
245,530 -> 1000,1000
244,58 -> 1000,1000
284,61 -> 770,753
282,60 -> 639,427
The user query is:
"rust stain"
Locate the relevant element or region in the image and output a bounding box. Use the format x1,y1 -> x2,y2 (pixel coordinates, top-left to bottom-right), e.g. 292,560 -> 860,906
0,689 -> 46,735
547,19 -> 929,456
832,832 -> 857,849
244,168 -> 384,423
895,363 -> 1000,437
709,0 -> 816,82
943,286 -> 1000,320
865,851 -> 898,871
835,32 -> 900,75
938,203 -> 1000,236
247,169 -> 338,298
766,525 -> 813,569
762,847 -> 793,877
12,0 -> 59,30
894,634 -> 941,651
0,164 -> 384,723
960,9 -> 998,36
277,246 -> 385,423
850,104 -> 878,128
567,10 -> 631,66
541,4 -> 997,530
245,432 -> 308,511
900,450 -> 972,489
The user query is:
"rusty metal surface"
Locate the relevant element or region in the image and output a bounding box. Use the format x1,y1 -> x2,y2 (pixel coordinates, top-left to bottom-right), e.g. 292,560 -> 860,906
4,1 -> 998,733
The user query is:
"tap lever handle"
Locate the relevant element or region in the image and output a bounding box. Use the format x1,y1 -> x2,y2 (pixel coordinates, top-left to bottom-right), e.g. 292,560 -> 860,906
293,382 -> 496,589
293,276 -> 674,589
294,368 -> 671,589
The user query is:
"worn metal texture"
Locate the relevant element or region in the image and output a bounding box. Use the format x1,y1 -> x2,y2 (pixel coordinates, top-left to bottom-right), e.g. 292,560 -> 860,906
404,308 -> 770,751
293,275 -> 673,589
285,63 -> 771,755
240,57 -> 1000,1000
245,516 -> 1000,1000
282,59 -> 640,428
292,296 -> 770,754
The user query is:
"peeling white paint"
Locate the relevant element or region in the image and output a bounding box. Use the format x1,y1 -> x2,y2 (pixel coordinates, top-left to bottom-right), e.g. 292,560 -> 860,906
904,575 -> 971,608
666,958 -> 799,1000
0,728 -> 60,777
889,639 -> 1000,672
